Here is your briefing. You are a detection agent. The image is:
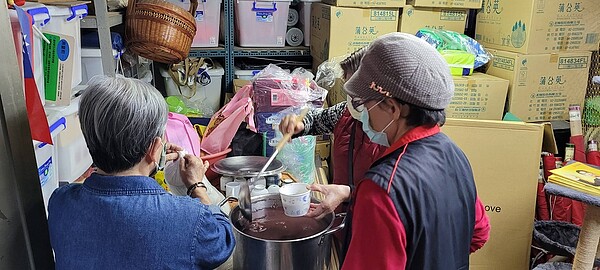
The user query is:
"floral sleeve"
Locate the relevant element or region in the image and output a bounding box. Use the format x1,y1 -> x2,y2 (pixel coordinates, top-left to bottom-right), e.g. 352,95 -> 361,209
301,102 -> 346,136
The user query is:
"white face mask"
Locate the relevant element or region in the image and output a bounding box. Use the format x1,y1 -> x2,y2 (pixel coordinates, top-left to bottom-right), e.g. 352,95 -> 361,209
360,101 -> 394,147
346,95 -> 362,120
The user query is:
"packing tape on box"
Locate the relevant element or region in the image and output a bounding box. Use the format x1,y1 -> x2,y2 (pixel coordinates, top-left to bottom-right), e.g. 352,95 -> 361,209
286,27 -> 304,47
288,9 -> 299,27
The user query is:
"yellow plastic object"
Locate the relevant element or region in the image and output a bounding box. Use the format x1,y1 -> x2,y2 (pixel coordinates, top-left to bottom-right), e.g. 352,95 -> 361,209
153,171 -> 171,192
194,124 -> 207,138
440,50 -> 475,76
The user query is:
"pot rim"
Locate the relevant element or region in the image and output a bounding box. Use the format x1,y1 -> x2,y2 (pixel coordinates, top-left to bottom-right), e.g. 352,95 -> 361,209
229,194 -> 336,243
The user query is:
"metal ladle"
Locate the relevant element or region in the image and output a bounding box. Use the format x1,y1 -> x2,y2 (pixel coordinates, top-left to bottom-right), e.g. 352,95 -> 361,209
238,107 -> 309,221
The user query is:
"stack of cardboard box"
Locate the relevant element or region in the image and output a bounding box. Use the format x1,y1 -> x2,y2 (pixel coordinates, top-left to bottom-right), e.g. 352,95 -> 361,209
476,0 -> 600,122
312,0 -> 518,122
398,0 -> 478,34
310,0 -> 481,68
310,0 -> 403,66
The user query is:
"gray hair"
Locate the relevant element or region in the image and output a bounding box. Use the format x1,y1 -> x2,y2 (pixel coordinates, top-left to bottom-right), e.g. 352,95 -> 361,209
79,76 -> 168,173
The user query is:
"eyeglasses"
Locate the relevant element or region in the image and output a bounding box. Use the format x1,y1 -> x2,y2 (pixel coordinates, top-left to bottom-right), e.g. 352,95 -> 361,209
349,97 -> 384,113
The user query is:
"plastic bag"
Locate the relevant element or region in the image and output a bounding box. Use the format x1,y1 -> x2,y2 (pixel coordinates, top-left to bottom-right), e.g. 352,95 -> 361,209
313,55 -> 348,91
164,151 -> 189,195
201,84 -> 256,155
252,64 -> 327,113
277,135 -> 317,184
440,50 -> 475,76
255,106 -> 306,156
165,112 -> 201,157
415,28 -> 492,69
229,122 -> 264,157
165,151 -> 230,213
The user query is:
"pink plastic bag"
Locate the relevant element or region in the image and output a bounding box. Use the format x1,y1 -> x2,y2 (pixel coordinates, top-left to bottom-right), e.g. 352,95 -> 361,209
201,85 -> 256,155
165,112 -> 201,156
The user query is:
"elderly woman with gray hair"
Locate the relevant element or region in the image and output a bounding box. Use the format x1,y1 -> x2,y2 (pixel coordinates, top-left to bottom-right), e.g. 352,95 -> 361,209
47,77 -> 235,270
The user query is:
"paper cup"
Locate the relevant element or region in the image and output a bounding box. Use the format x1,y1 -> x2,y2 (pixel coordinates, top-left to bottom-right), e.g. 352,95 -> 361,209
279,183 -> 311,217
226,182 -> 241,198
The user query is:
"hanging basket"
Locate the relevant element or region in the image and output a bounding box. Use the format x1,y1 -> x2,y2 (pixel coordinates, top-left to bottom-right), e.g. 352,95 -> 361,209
126,0 -> 198,64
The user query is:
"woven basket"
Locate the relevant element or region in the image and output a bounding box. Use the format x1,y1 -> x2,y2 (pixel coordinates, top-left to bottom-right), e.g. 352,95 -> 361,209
126,0 -> 198,64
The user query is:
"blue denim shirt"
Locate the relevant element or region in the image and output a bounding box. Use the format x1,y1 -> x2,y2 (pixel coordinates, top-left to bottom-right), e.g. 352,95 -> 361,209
48,174 -> 235,270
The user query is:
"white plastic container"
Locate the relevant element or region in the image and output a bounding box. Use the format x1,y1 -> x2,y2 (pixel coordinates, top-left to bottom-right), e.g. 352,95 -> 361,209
251,184 -> 269,197
298,0 -> 320,47
234,68 -> 262,80
161,63 -> 224,113
81,48 -> 118,84
167,0 -> 223,47
234,67 -> 290,80
46,96 -> 93,183
22,2 -> 51,105
34,117 -> 66,212
235,0 -> 292,47
44,4 -> 88,89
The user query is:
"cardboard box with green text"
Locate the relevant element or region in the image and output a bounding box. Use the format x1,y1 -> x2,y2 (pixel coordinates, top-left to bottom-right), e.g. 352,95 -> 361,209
398,5 -> 467,34
447,73 -> 509,120
405,0 -> 481,9
311,3 -> 399,60
475,0 -> 600,54
486,49 -> 592,122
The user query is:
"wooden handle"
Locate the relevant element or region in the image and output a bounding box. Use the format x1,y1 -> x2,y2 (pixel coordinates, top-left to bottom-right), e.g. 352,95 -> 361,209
274,107 -> 309,151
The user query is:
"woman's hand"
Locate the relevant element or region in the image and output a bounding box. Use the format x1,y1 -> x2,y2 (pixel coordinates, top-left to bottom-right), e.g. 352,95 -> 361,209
165,142 -> 185,162
306,184 -> 351,219
179,154 -> 211,204
279,114 -> 305,136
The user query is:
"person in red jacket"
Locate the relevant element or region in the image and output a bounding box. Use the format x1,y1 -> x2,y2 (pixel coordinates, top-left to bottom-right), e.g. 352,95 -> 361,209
281,47 -> 387,189
306,33 -> 490,269
280,46 -> 387,261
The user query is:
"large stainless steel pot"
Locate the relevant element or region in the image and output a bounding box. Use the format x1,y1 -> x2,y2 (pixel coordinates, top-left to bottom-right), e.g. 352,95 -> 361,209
227,194 -> 345,270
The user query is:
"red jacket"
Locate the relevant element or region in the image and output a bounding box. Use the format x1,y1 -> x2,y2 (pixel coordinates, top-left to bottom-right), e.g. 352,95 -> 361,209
332,109 -> 387,186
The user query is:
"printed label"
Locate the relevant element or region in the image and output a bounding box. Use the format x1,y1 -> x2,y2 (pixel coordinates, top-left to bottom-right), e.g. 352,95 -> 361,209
558,56 -> 588,69
526,89 -> 570,121
56,39 -> 70,61
43,32 -> 74,105
256,12 -> 273,23
448,83 -> 490,119
440,10 -> 467,21
492,56 -> 515,71
38,157 -> 53,186
370,10 -> 397,21
480,0 -> 503,15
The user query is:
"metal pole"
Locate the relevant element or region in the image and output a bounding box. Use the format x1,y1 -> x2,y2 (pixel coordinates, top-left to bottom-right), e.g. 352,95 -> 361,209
94,0 -> 116,77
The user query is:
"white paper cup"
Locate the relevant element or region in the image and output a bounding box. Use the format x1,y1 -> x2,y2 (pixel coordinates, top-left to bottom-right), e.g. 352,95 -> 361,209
279,183 -> 311,217
226,182 -> 241,198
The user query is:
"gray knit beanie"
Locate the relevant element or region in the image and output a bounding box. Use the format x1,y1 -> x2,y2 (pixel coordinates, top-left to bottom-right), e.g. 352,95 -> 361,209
344,32 -> 454,110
